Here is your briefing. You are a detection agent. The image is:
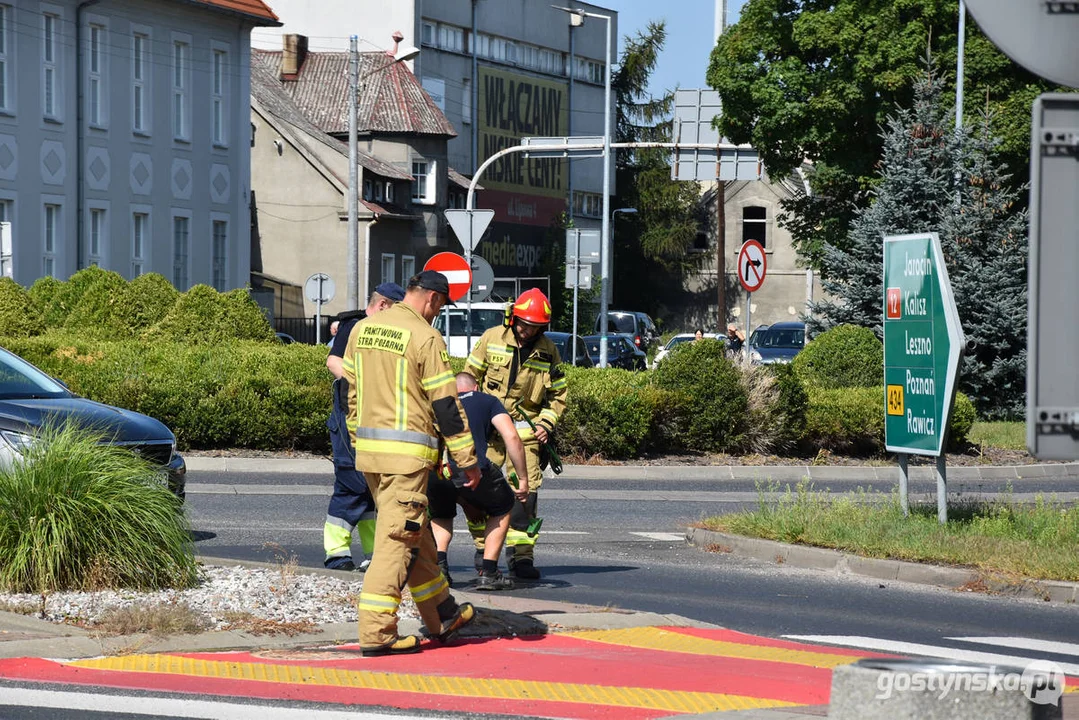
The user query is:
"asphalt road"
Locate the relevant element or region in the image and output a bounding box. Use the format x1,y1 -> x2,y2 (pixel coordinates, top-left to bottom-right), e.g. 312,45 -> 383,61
185,466 -> 1079,674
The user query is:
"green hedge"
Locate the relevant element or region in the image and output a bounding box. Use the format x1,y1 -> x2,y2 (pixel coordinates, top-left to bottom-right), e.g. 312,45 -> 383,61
0,278 -> 42,338
793,324 -> 883,389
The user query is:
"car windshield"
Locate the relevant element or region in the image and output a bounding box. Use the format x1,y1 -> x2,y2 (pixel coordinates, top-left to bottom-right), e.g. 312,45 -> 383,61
605,315 -> 635,334
761,327 -> 805,349
0,350 -> 69,399
666,335 -> 694,350
433,309 -> 506,336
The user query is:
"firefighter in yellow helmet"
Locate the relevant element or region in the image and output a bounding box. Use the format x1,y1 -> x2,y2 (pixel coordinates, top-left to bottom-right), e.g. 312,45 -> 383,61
465,287 -> 567,580
342,270 -> 480,656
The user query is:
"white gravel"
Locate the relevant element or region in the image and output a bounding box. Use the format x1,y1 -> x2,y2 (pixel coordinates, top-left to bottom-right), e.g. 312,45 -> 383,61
0,565 -> 419,631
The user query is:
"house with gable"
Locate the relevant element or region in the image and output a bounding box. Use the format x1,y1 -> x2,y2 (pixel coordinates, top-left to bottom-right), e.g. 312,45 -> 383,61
249,34 -> 473,323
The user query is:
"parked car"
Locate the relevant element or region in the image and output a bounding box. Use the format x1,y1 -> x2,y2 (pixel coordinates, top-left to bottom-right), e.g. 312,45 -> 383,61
275,331 -> 297,344
749,324 -> 770,348
593,311 -> 660,352
749,321 -> 806,364
545,332 -> 595,367
583,334 -> 648,371
431,302 -> 509,357
0,347 -> 186,499
651,332 -> 723,368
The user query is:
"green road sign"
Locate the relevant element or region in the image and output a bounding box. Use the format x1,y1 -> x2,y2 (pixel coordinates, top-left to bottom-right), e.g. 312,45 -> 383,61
883,233 -> 964,456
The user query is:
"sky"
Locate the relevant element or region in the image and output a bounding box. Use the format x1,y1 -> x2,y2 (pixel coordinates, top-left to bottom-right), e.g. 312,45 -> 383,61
602,0 -> 747,99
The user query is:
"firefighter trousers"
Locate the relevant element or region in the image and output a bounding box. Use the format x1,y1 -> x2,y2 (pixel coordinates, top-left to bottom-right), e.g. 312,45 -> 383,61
357,469 -> 459,649
325,379 -> 376,567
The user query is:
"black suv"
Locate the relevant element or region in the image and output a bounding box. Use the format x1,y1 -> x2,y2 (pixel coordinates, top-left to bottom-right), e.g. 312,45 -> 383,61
593,311 -> 660,352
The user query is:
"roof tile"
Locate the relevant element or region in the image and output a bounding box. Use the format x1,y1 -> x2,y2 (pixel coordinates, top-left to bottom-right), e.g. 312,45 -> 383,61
185,0 -> 279,23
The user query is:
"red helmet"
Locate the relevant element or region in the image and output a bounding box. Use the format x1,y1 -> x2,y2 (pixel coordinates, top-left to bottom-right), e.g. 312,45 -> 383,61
512,288 -> 552,325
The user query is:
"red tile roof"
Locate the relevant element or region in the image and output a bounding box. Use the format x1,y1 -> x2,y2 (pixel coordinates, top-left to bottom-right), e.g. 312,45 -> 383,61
181,0 -> 280,24
252,50 -> 456,137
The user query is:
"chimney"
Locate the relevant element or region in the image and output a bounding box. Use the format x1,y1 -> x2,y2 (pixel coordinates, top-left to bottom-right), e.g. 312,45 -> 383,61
390,30 -> 404,57
280,34 -> 308,81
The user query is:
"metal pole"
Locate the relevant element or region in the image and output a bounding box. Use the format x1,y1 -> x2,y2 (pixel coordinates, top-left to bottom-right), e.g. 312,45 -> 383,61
466,228 -> 473,355
316,296 -> 323,345
956,0 -> 966,131
347,36 -> 359,311
897,453 -> 909,517
936,455 -> 948,524
572,229 -> 580,365
744,292 -> 751,367
598,14 -> 612,368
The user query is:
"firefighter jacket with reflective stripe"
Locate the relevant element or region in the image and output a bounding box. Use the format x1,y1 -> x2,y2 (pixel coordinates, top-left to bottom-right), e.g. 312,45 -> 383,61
465,325 -> 567,433
342,302 -> 478,475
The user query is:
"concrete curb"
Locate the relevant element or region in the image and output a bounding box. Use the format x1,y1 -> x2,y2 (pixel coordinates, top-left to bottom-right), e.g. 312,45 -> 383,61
183,455 -> 1079,482
686,527 -> 1079,604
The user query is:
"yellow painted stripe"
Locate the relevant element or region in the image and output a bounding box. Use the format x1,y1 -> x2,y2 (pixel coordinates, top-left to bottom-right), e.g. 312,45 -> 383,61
68,655 -> 798,714
565,627 -> 861,669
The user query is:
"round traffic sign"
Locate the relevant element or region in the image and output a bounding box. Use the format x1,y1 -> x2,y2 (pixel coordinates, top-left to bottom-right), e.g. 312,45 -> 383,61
423,252 -> 472,302
737,240 -> 767,293
469,255 -> 495,302
304,273 -> 335,303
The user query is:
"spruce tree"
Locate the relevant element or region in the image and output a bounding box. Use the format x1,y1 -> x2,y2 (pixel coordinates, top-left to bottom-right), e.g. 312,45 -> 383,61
808,57 -> 1028,419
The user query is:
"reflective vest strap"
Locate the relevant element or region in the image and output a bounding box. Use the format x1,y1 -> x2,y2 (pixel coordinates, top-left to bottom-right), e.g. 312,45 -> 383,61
358,592 -> 400,614
421,370 -> 454,391
354,427 -> 439,448
395,357 -> 407,431
466,354 -> 487,371
354,437 -> 440,464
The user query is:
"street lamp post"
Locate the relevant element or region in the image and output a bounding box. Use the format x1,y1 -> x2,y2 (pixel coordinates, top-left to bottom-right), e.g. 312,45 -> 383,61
347,38 -> 420,310
607,206 -> 636,316
554,5 -> 613,367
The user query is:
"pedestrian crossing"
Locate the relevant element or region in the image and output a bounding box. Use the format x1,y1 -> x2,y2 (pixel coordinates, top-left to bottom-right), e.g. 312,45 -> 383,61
782,634 -> 1079,678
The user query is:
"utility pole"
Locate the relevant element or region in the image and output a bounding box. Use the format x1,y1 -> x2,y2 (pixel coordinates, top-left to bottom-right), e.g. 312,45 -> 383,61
716,181 -> 726,330
346,36 -> 359,311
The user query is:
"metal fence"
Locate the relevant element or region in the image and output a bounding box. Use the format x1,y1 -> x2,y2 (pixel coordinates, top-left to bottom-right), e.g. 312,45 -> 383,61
273,316 -> 332,345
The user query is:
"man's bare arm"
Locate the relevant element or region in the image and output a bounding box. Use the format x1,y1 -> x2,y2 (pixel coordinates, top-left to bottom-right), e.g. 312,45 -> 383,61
326,354 -> 344,379
491,413 -> 529,498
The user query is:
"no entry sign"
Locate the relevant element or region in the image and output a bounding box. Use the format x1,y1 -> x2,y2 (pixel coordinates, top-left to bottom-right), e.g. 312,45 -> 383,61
423,252 -> 472,302
737,240 -> 767,293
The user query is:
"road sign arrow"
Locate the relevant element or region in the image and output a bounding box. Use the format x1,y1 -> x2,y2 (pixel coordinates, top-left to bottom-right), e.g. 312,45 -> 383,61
445,209 -> 495,255
883,232 -> 965,457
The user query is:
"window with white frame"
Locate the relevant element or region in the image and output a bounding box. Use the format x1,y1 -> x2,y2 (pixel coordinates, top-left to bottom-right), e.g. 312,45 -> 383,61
131,211 -> 148,277
384,182 -> 394,203
88,207 -> 106,265
438,25 -> 464,53
0,5 -> 10,112
0,199 -> 11,278
363,178 -> 372,201
172,215 -> 189,288
402,255 -> 415,283
42,11 -> 60,119
211,47 -> 228,146
411,160 -> 436,205
43,204 -> 60,276
132,31 -> 149,133
461,77 -> 471,124
742,206 -> 767,249
572,191 -> 602,219
88,23 -> 106,126
381,254 -> 395,284
211,219 -> 227,290
421,21 -> 435,46
172,39 -> 190,140
374,181 -> 383,202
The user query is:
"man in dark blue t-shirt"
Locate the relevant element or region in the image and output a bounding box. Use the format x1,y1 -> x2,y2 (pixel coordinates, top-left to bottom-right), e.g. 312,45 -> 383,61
428,374 -> 529,590
322,282 -> 405,571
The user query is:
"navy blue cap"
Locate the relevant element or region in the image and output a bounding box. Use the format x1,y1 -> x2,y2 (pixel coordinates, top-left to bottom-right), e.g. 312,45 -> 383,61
373,282 -> 406,302
407,270 -> 455,305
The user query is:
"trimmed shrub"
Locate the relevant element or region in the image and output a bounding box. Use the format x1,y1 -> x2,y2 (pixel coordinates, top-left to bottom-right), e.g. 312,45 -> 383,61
651,338 -> 747,452
802,386 -> 886,454
0,424 -> 198,592
558,366 -> 671,459
62,268 -> 130,337
27,276 -> 63,323
949,392 -> 976,450
119,273 -> 180,334
0,278 -> 42,337
38,266 -> 116,329
793,324 -> 883,389
144,285 -> 275,345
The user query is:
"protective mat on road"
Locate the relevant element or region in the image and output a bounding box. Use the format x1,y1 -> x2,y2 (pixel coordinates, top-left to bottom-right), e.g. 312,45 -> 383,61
0,626 -> 887,718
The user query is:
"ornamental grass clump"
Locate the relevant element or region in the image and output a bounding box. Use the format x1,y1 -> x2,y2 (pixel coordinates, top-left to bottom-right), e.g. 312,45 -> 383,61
0,425 -> 198,593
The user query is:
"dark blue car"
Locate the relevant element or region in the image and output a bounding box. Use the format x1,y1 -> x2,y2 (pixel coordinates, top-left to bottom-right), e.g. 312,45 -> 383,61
749,321 -> 806,365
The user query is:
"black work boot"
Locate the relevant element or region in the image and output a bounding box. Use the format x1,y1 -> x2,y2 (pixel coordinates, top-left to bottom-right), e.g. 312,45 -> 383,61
437,558 -> 453,588
475,569 -> 514,591
473,548 -> 484,573
506,547 -> 540,580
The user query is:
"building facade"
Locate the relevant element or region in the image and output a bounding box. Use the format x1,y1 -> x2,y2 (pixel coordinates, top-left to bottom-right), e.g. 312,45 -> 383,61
252,0 -> 616,293
0,0 -> 278,290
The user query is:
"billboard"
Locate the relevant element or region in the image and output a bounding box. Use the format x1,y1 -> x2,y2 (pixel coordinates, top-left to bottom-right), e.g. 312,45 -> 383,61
478,66 -> 569,201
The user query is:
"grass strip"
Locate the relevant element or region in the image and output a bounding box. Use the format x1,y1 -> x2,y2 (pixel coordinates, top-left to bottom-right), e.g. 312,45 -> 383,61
700,481 -> 1079,582
967,421 -> 1025,451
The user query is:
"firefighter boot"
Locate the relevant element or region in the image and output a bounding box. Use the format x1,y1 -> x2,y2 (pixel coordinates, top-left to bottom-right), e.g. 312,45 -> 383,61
506,547 -> 540,580
361,634 -> 421,657
475,569 -> 514,591
435,600 -> 475,643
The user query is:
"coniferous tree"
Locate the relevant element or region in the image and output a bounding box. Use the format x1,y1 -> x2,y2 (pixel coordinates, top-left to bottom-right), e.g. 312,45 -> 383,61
809,58 -> 1028,418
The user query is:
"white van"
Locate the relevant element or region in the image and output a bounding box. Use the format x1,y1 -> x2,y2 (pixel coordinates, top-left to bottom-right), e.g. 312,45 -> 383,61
432,302 -> 510,357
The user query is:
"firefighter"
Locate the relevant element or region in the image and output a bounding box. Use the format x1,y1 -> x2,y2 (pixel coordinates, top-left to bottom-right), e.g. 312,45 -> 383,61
324,282 -> 405,572
465,287 -> 567,580
342,270 -> 480,656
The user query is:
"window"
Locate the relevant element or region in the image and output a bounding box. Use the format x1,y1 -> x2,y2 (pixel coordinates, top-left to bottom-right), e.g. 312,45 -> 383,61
212,219 -> 227,290
363,178 -> 372,201
88,24 -> 105,126
421,21 -> 435,46
374,181 -> 383,202
575,57 -> 604,84
461,77 -> 471,124
132,211 -> 148,277
384,182 -> 393,203
43,12 -> 60,118
572,191 -> 602,219
381,254 -> 395,284
88,208 -> 105,265
172,215 -> 189,288
0,5 -> 10,112
411,160 -> 436,204
0,199 -> 11,278
43,204 -> 60,276
402,255 -> 415,282
742,206 -> 767,248
132,32 -> 149,133
211,48 -> 227,146
438,25 -> 464,53
172,39 -> 190,140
